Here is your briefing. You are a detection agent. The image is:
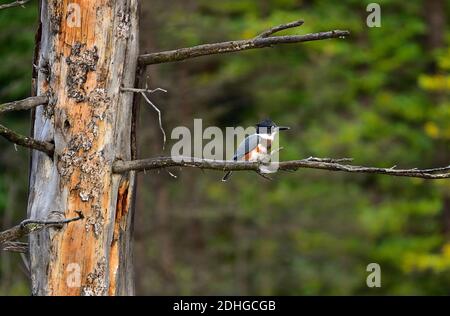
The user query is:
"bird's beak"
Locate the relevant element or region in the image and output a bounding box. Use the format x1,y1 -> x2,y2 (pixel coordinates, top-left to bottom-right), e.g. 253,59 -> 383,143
277,126 -> 290,131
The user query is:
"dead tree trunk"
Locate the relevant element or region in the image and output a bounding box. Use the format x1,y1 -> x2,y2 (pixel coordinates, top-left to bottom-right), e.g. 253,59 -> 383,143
27,0 -> 139,295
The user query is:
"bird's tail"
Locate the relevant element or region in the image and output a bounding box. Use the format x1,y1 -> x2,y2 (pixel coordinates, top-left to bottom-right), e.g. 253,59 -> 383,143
222,171 -> 233,182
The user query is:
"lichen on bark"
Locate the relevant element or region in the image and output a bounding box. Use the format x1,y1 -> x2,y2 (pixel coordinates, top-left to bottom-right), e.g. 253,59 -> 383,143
66,42 -> 99,103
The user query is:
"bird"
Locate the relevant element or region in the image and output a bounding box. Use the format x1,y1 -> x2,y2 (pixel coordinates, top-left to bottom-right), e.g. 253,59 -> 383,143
222,119 -> 290,181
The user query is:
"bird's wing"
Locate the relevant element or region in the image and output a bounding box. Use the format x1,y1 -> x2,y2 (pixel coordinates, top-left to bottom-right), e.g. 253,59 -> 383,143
233,134 -> 260,160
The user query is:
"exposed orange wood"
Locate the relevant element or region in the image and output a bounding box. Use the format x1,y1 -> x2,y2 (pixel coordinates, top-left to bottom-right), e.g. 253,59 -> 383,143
45,0 -> 115,295
108,179 -> 129,296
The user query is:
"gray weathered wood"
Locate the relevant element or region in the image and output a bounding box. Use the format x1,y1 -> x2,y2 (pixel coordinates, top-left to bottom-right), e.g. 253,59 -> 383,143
27,0 -> 139,296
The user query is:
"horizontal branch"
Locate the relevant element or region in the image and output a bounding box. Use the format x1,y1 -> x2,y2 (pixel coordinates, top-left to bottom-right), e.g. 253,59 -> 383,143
0,211 -> 84,249
0,95 -> 48,114
112,156 -> 450,180
0,0 -> 30,10
1,241 -> 28,253
139,20 -> 349,65
0,123 -> 54,156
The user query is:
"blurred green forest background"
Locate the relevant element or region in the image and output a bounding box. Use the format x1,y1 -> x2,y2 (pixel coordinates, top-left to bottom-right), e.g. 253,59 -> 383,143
1,0 -> 449,295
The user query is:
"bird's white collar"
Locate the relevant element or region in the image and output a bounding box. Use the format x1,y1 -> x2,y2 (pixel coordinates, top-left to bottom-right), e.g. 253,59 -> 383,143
257,131 -> 277,141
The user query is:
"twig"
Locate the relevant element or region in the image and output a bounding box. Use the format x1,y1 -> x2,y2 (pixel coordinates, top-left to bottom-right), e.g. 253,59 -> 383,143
256,20 -> 304,38
122,80 -> 168,151
255,171 -> 273,181
0,0 -> 30,10
305,157 -> 354,163
165,169 -> 178,179
270,147 -> 284,156
138,27 -> 349,65
120,87 -> 167,94
112,156 -> 450,180
0,123 -> 54,156
0,211 -> 84,248
0,95 -> 48,114
19,210 -> 84,228
140,91 -> 167,150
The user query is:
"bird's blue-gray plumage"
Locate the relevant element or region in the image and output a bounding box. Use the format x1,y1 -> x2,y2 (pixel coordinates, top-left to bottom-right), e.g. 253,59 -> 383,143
222,134 -> 261,182
232,134 -> 261,160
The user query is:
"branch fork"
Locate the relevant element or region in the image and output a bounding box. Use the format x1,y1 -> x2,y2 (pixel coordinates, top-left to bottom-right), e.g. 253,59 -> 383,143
138,20 -> 349,65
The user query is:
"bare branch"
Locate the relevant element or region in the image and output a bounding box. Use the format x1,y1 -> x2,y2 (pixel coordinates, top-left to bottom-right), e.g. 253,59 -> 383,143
140,91 -> 167,150
0,211 -> 84,248
19,210 -> 84,228
120,87 -> 167,94
256,20 -> 304,38
1,241 -> 28,253
0,123 -> 54,156
112,156 -> 450,180
0,0 -> 30,10
0,95 -> 48,114
121,84 -> 168,150
138,28 -> 349,65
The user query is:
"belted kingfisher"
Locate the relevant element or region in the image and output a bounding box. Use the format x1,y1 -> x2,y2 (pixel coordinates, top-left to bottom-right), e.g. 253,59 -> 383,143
222,119 -> 290,181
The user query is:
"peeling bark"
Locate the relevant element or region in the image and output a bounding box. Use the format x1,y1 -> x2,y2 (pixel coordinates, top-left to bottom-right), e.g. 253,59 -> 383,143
28,0 -> 139,296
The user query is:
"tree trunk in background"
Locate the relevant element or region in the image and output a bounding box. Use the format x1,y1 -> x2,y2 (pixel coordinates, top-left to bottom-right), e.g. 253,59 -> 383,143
424,0 -> 446,50
27,0 -> 139,295
423,0 -> 450,240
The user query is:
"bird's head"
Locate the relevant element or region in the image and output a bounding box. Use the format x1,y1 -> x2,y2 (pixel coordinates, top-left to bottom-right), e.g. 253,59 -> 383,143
256,118 -> 290,135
